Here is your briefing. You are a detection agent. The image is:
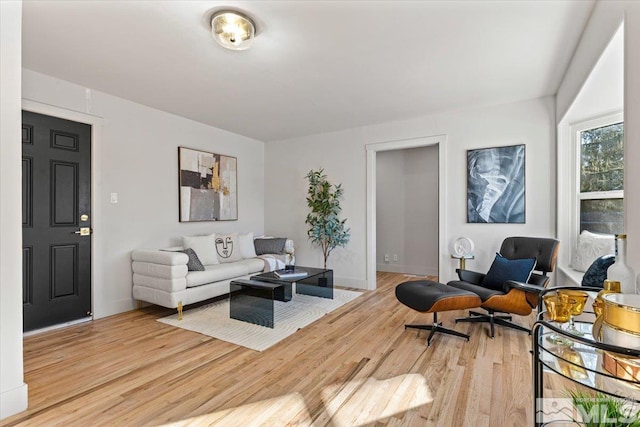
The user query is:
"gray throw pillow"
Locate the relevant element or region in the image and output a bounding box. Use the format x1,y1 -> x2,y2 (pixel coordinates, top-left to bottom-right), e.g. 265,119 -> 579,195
161,248 -> 205,271
254,237 -> 287,255
181,248 -> 205,271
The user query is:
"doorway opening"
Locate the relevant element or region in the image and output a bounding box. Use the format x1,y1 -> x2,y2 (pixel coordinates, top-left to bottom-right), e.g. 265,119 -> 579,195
365,135 -> 447,290
376,145 -> 439,278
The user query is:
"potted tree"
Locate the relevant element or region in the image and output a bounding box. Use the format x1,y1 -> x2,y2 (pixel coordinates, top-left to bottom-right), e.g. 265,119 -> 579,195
305,169 -> 350,269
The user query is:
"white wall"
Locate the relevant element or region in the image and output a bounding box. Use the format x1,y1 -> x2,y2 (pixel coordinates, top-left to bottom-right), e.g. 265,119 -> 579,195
627,4 -> 640,277
264,128 -> 366,287
555,24 -> 623,286
404,146 -> 439,276
22,70 -> 266,318
264,97 -> 556,287
556,2 -> 627,124
0,0 -> 29,419
376,150 -> 405,271
376,146 -> 439,276
562,25 -> 624,125
556,1 -> 640,285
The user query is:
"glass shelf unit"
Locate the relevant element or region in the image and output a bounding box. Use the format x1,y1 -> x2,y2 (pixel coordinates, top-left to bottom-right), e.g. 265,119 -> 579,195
532,286 -> 640,427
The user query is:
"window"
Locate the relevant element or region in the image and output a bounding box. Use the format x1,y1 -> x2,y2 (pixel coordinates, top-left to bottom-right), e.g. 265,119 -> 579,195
576,119 -> 624,234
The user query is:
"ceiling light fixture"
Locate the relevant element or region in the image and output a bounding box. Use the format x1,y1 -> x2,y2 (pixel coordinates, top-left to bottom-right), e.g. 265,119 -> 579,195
211,10 -> 256,51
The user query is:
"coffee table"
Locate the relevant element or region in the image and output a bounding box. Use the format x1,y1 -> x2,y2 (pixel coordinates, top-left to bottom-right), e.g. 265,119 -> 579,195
229,267 -> 334,328
229,279 -> 290,328
251,266 -> 334,299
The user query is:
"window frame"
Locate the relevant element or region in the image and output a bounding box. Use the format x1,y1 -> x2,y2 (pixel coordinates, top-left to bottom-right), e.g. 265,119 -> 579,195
571,112 -> 624,237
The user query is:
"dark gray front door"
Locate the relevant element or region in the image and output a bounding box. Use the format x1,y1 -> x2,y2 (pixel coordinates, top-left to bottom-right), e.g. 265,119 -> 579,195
22,110 -> 92,332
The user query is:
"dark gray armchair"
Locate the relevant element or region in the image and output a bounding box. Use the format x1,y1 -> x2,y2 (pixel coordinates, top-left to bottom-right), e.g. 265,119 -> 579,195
447,236 -> 560,338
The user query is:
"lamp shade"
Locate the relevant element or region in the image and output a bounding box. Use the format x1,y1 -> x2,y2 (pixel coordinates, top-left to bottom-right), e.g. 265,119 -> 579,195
211,11 -> 255,51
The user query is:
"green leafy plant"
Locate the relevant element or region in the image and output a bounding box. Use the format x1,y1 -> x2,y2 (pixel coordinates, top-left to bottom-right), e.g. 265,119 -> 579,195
568,390 -> 640,427
305,169 -> 350,269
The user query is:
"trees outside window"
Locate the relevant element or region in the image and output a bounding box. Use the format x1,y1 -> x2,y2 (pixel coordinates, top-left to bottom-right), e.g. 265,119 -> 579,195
577,119 -> 624,234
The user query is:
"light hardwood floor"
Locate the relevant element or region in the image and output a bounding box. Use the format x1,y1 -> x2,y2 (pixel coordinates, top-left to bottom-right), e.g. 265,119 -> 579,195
3,272 -> 537,426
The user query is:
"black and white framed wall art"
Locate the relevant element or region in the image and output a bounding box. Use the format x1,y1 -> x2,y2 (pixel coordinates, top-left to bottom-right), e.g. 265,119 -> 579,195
467,144 -> 525,224
178,146 -> 238,222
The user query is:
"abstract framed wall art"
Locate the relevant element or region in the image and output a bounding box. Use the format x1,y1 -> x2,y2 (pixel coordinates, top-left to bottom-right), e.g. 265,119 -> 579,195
178,146 -> 237,222
467,144 -> 525,224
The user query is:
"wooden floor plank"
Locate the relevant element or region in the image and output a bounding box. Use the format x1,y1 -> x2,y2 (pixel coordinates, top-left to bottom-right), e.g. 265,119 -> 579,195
2,272 -> 537,426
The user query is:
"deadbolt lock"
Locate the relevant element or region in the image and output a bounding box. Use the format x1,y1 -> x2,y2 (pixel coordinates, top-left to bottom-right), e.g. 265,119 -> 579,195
74,227 -> 92,236
81,214 -> 89,221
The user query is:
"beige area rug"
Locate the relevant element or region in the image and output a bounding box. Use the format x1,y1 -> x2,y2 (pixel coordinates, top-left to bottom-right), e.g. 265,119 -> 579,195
158,289 -> 362,351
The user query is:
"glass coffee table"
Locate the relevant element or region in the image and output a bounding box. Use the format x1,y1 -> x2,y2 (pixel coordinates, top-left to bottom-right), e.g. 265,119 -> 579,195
229,279 -> 290,328
251,266 -> 334,299
230,267 -> 334,328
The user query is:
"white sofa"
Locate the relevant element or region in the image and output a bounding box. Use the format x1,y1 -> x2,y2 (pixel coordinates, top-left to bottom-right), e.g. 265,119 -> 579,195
132,234 -> 293,319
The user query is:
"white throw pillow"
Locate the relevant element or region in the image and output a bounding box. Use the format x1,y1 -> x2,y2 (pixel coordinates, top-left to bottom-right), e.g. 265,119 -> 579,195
571,230 -> 615,272
239,232 -> 258,259
215,232 -> 243,263
182,233 -> 219,266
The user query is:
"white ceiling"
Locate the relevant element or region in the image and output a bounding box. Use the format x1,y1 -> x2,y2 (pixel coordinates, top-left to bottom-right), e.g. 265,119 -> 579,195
22,0 -> 595,142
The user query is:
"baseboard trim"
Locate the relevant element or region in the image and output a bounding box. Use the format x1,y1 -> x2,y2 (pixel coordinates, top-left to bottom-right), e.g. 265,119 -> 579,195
0,382 -> 28,420
96,298 -> 138,319
334,276 -> 367,290
376,264 -> 438,276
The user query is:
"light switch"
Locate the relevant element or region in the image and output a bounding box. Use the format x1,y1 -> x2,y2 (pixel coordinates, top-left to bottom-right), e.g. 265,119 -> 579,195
110,193 -> 118,204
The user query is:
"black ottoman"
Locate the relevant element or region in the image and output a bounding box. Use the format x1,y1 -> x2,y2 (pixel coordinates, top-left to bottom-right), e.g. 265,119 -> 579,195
396,280 -> 482,346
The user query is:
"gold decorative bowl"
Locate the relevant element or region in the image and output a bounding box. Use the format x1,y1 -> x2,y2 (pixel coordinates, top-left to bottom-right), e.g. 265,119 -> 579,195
602,294 -> 640,335
601,321 -> 640,349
